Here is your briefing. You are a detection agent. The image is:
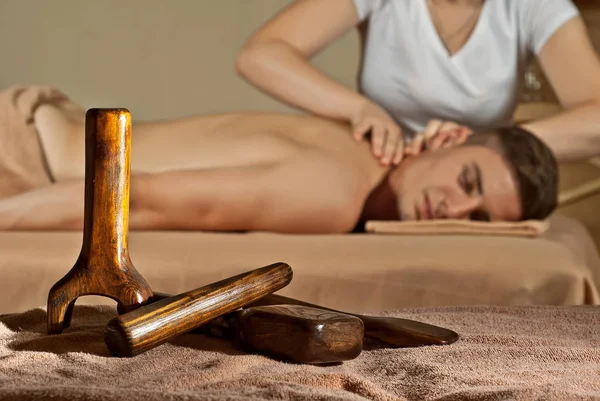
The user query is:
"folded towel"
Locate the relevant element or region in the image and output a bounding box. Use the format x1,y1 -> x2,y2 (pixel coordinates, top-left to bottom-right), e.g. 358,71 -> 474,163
1,304 -> 599,400
365,219 -> 550,237
0,85 -> 74,198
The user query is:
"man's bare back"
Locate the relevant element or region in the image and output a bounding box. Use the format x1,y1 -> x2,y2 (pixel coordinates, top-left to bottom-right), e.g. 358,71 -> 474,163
39,107 -> 388,187
26,106 -> 392,233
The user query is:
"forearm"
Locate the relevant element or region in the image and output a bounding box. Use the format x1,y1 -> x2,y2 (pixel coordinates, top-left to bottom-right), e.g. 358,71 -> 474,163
236,41 -> 366,122
0,175 -> 156,231
0,180 -> 85,230
519,101 -> 600,162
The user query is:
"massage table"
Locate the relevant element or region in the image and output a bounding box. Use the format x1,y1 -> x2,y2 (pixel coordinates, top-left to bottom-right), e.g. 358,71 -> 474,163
1,212 -> 599,315
2,87 -> 599,315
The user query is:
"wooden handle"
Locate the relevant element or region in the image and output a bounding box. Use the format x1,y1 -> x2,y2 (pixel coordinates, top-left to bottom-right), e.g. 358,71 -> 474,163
104,262 -> 293,357
80,109 -> 133,269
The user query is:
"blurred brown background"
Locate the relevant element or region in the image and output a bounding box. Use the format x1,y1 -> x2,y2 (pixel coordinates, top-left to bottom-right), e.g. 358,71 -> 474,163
0,0 -> 597,249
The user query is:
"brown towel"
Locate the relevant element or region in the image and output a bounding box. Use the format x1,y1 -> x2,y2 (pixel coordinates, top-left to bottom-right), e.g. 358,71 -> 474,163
365,219 -> 550,238
0,85 -> 75,198
1,304 -> 599,400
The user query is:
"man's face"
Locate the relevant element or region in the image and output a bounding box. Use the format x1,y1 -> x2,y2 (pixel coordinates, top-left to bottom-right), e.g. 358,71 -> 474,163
394,145 -> 522,222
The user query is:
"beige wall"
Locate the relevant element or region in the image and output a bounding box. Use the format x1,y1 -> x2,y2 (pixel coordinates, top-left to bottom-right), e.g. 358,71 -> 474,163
0,0 -> 360,121
0,0 -> 599,249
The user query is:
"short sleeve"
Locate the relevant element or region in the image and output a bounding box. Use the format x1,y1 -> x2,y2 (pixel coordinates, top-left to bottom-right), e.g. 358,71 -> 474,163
520,0 -> 580,54
352,0 -> 384,22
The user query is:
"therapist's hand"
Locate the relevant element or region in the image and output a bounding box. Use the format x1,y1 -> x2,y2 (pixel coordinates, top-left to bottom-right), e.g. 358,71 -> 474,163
351,100 -> 405,166
406,120 -> 472,156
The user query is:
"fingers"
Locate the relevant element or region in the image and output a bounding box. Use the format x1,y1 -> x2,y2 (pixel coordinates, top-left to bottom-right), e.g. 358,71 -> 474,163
406,120 -> 473,156
427,121 -> 459,151
353,121 -> 371,141
406,120 -> 442,155
392,129 -> 405,165
406,133 -> 426,156
422,120 -> 446,142
429,129 -> 457,150
381,127 -> 403,166
353,119 -> 405,165
370,123 -> 387,159
439,127 -> 472,148
456,126 -> 472,144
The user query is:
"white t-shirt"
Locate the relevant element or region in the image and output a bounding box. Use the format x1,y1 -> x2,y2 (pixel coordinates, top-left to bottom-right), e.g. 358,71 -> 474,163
353,0 -> 579,137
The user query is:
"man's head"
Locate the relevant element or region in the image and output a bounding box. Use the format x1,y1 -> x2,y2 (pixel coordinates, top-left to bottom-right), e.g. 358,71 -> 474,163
393,126 -> 558,222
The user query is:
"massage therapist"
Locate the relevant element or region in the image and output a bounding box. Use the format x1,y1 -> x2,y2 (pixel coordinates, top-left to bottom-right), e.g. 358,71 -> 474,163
236,0 -> 600,165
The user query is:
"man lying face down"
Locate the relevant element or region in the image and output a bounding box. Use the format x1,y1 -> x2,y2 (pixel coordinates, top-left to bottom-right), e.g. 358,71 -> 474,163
2,99 -> 558,233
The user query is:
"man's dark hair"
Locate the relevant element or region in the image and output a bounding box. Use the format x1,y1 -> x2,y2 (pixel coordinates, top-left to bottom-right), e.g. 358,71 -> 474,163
463,126 -> 559,221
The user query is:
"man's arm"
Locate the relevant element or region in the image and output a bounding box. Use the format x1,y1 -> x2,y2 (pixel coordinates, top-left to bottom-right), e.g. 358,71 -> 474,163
0,179 -> 85,231
0,174 -> 157,231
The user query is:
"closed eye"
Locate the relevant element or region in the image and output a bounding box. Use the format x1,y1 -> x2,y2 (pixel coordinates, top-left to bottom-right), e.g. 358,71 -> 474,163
459,163 -> 488,221
459,163 -> 483,195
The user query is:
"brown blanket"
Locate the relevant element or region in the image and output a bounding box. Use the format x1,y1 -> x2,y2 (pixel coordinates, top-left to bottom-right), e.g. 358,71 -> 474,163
1,304 -> 599,401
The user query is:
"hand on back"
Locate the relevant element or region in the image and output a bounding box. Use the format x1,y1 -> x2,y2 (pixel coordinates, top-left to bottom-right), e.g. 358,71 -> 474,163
351,100 -> 406,166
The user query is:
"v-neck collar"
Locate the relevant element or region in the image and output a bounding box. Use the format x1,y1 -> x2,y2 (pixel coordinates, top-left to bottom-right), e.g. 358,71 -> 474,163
419,0 -> 488,60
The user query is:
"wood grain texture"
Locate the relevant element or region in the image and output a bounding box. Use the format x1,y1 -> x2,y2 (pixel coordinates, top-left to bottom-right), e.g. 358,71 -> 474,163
104,262 -> 293,357
248,294 -> 460,347
222,304 -> 364,364
149,297 -> 365,364
47,109 -> 153,335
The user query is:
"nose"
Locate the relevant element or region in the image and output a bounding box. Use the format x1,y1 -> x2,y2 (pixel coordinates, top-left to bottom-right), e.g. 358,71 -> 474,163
445,197 -> 483,220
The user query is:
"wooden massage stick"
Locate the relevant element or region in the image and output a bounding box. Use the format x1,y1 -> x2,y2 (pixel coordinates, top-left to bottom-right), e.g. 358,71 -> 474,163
148,291 -> 364,364
104,262 -> 294,357
47,109 -> 153,335
151,291 -> 459,348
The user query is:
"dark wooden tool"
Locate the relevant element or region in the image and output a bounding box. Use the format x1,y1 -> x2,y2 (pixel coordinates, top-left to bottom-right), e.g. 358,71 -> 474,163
205,304 -> 363,364
104,262 -> 293,357
228,305 -> 364,365
149,292 -> 364,364
47,109 -> 153,335
248,294 -> 459,347
152,291 -> 458,348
